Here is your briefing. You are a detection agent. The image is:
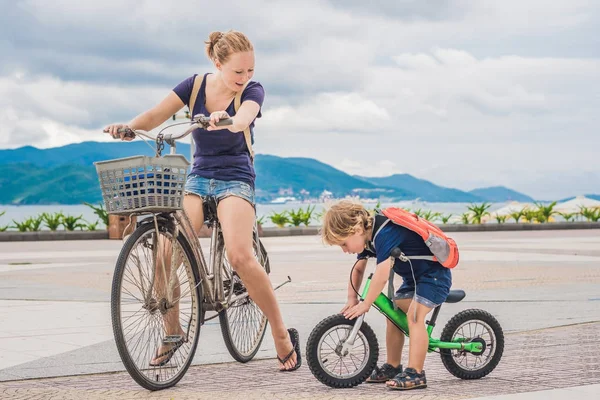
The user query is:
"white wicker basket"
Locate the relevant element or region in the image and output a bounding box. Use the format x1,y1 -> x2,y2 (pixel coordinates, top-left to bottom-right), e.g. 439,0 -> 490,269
94,155 -> 190,214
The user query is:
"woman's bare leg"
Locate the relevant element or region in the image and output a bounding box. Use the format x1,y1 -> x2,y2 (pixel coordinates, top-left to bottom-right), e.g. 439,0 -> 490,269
150,194 -> 204,364
217,196 -> 297,371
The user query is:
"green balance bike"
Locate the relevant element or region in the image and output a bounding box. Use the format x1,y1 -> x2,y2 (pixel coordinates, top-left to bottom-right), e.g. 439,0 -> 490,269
306,255 -> 504,388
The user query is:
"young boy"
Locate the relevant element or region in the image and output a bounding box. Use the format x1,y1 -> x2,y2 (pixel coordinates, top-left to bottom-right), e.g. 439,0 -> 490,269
321,200 -> 452,390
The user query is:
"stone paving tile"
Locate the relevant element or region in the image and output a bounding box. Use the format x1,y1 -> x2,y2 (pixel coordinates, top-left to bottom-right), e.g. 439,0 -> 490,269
1,322 -> 599,400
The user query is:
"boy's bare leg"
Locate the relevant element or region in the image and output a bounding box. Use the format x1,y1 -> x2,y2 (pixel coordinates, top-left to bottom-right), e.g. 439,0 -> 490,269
405,301 -> 433,372
385,298 -> 412,367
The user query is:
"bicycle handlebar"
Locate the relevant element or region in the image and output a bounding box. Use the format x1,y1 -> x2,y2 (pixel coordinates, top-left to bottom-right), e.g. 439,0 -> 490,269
110,114 -> 234,141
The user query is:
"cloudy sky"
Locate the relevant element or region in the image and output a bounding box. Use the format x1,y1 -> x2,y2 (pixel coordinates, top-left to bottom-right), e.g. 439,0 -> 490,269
1,0 -> 598,199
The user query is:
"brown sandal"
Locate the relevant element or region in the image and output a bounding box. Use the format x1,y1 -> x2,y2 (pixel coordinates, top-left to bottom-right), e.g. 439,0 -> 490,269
366,363 -> 402,383
386,367 -> 427,390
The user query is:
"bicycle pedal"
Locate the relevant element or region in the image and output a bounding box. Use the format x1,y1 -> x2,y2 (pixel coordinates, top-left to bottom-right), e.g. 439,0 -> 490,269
163,335 -> 184,343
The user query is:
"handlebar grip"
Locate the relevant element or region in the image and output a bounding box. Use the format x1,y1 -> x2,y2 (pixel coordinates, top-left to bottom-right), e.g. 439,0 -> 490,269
215,118 -> 233,126
115,127 -> 136,139
195,115 -> 234,128
390,247 -> 403,259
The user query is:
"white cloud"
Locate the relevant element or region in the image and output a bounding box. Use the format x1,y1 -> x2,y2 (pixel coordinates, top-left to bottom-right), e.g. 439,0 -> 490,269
0,0 -> 599,199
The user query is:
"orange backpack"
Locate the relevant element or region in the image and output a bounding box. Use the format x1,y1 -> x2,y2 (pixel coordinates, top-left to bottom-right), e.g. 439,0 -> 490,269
373,207 -> 459,269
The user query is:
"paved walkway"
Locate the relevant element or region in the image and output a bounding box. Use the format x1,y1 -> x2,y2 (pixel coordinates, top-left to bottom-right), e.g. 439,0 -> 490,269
0,229 -> 599,398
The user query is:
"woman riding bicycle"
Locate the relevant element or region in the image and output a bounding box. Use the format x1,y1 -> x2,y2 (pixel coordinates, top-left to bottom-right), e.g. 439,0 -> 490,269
104,30 -> 300,372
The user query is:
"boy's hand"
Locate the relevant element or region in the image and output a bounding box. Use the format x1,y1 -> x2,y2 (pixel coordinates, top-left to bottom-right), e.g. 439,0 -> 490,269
340,297 -> 359,314
343,302 -> 370,320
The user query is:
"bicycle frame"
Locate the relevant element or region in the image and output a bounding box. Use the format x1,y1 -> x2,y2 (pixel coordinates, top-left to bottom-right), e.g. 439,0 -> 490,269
144,209 -> 261,316
343,272 -> 483,354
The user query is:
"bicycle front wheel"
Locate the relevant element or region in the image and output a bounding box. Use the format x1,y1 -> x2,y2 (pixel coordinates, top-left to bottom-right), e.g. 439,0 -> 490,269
111,219 -> 202,391
219,236 -> 270,362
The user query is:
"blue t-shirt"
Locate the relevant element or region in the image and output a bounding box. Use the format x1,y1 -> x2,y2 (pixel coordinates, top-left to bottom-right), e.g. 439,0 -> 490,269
173,73 -> 265,187
358,215 -> 446,279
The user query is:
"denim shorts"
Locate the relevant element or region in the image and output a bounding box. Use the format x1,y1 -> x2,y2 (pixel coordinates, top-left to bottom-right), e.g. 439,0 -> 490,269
393,266 -> 452,309
184,174 -> 255,206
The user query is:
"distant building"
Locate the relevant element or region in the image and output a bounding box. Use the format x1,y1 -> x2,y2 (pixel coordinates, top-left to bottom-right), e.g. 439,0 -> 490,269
278,187 -> 294,196
319,190 -> 334,202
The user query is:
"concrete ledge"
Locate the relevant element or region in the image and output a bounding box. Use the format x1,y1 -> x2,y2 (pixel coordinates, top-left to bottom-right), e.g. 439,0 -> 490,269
438,221 -> 600,232
260,226 -> 320,237
0,222 -> 598,241
0,230 -> 108,242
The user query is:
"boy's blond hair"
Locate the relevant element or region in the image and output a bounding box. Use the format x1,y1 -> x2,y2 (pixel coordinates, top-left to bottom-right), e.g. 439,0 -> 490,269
321,200 -> 374,245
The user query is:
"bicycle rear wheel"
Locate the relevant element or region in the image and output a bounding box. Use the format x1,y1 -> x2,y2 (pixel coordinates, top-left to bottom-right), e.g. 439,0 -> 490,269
219,235 -> 270,362
111,219 -> 202,390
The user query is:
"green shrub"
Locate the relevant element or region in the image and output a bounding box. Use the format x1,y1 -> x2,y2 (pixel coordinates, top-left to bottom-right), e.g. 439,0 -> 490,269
440,214 -> 453,224
84,220 -> 100,231
84,202 -> 109,227
42,212 -> 64,231
269,211 -> 290,228
534,201 -> 557,223
495,215 -> 508,224
62,215 -> 86,231
467,202 -> 491,224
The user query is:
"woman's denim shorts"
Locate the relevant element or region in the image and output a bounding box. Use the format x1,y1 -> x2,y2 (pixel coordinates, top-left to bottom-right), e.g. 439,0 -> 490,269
393,266 -> 452,309
184,174 -> 255,207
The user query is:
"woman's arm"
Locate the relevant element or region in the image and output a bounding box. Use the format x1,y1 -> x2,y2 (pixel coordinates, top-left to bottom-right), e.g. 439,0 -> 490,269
230,100 -> 260,132
128,91 -> 185,131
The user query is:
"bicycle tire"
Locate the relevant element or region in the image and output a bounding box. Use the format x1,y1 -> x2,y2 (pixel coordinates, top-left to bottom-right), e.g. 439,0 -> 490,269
219,237 -> 270,363
306,314 -> 379,388
111,220 -> 202,391
440,309 -> 504,380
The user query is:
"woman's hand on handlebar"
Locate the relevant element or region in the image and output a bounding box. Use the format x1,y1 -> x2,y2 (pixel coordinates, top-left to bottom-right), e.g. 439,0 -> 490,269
103,124 -> 135,141
207,111 -> 232,131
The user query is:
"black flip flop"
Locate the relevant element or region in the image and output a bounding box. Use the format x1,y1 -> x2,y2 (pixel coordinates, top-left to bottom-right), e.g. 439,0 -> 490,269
277,328 -> 301,372
149,335 -> 186,367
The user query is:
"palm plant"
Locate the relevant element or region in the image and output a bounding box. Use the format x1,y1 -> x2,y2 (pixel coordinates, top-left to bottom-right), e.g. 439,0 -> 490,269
558,212 -> 577,222
84,220 -> 100,231
84,202 -> 109,227
42,212 -> 64,231
0,210 -> 8,232
12,219 -> 31,232
412,208 -> 424,218
440,214 -> 453,224
269,211 -> 290,228
467,202 -> 491,224
28,215 -> 44,231
509,209 -> 525,224
495,215 -> 508,224
534,201 -> 557,223
522,210 -> 538,223
288,208 -> 305,227
301,205 -> 316,226
461,212 -> 472,224
62,215 -> 86,231
578,206 -> 600,222
421,210 -> 441,222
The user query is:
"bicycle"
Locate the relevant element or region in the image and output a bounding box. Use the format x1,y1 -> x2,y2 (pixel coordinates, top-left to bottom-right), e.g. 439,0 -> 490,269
305,249 -> 505,388
95,116 -> 290,391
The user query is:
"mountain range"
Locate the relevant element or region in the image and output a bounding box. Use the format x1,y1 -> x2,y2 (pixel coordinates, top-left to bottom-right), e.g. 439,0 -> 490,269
0,141 -> 543,205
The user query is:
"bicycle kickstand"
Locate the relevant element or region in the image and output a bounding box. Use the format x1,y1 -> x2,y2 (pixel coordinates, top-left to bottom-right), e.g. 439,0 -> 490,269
273,276 -> 292,291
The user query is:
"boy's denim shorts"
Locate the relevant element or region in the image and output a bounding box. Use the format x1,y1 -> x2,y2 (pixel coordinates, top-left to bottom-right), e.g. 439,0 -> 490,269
184,174 -> 255,207
393,266 -> 452,309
